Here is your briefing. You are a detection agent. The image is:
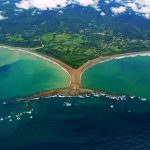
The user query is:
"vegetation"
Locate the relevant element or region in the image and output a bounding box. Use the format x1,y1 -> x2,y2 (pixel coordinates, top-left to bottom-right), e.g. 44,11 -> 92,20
0,1 -> 150,68
38,33 -> 99,68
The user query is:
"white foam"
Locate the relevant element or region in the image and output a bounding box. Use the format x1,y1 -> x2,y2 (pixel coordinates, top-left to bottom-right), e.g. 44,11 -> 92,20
79,95 -> 85,98
58,95 -> 65,98
32,97 -> 40,100
141,98 -> 147,101
17,117 -> 20,120
0,118 -> 4,121
2,101 -> 7,105
93,94 -> 100,97
63,102 -> 72,107
110,105 -> 114,108
130,96 -> 135,99
114,53 -> 150,60
27,111 -> 32,114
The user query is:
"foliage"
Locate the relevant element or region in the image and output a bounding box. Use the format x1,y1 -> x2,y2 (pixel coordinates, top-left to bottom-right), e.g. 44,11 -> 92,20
0,1 -> 150,68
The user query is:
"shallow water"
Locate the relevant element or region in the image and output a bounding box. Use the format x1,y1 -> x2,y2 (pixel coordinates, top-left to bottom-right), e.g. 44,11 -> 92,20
82,56 -> 150,99
1,96 -> 150,150
1,50 -> 150,149
0,48 -> 70,99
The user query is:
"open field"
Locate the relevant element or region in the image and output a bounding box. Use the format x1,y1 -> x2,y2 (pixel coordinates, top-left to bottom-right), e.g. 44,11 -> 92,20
0,3 -> 149,68
2,31 -> 149,68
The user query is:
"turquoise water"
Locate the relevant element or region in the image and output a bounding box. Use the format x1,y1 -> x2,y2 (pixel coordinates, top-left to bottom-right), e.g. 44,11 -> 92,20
0,48 -> 70,99
82,56 -> 150,99
1,52 -> 150,149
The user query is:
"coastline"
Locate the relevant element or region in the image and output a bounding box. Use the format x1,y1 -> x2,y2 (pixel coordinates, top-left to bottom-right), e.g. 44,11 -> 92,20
0,44 -> 150,98
79,51 -> 150,82
0,45 -> 72,87
0,45 -> 70,74
22,88 -> 128,102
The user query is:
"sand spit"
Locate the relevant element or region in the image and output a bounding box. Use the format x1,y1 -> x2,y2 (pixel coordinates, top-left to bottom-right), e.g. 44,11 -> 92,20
27,51 -> 150,99
1,45 -> 150,98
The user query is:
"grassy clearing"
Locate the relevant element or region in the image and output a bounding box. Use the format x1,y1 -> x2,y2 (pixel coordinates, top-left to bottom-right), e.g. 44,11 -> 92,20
37,33 -> 99,68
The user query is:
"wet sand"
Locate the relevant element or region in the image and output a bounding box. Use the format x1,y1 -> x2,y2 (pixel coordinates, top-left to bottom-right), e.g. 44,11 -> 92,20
27,51 -> 150,98
1,45 -> 150,97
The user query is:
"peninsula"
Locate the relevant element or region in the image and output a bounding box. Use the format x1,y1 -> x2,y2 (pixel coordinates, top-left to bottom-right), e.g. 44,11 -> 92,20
1,45 -> 150,99
23,49 -> 150,99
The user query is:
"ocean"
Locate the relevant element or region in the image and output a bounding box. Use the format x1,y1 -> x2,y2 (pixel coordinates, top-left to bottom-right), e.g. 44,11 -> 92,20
1,48 -> 150,149
1,96 -> 150,150
0,48 -> 70,99
82,56 -> 150,99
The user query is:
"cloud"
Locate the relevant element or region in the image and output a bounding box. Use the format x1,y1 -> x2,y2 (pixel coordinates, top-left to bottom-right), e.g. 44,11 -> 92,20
16,0 -> 69,10
126,0 -> 150,14
0,12 -> 8,20
114,0 -> 150,18
100,12 -> 106,16
16,0 -> 99,10
0,15 -> 6,20
15,0 -> 150,19
145,13 -> 150,19
2,1 -> 10,5
111,6 -> 126,14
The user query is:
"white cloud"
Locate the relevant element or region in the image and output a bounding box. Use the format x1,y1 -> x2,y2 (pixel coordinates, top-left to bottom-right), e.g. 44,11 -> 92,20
145,13 -> 150,19
100,12 -> 106,16
126,0 -> 150,14
0,12 -> 8,20
74,0 -> 98,7
2,1 -> 10,5
0,15 -> 5,20
114,0 -> 150,18
115,0 -> 122,2
105,0 -> 110,4
15,0 -> 150,19
16,0 -> 99,10
111,6 -> 126,14
126,3 -> 137,11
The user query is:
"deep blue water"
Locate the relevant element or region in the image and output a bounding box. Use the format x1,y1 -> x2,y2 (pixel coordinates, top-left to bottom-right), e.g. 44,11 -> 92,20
1,96 -> 150,150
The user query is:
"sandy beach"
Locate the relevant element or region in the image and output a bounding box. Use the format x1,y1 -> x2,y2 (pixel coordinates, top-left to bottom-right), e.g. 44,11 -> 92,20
0,45 -> 72,86
79,51 -> 150,81
1,45 -> 150,97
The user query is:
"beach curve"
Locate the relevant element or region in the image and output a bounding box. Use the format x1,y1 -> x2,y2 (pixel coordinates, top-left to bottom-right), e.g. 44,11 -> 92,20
1,45 -> 150,98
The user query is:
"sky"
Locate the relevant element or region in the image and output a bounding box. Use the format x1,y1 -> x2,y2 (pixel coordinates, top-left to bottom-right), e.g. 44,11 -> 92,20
0,0 -> 150,19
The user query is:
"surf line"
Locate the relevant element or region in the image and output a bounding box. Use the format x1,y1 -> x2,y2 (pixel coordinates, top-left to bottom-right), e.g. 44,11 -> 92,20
1,45 -> 150,97
0,45 -> 72,87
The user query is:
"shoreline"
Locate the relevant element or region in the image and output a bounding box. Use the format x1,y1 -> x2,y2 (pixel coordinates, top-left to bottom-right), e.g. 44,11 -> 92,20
79,51 -> 150,82
22,88 -> 128,102
0,45 -> 70,74
0,45 -> 72,87
0,44 -> 150,98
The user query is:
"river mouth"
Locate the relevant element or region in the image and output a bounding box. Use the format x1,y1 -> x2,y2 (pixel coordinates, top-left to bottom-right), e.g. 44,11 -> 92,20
0,48 -> 70,99
81,56 -> 150,99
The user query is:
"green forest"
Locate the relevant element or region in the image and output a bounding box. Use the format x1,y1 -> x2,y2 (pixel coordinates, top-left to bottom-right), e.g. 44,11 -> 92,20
0,1 -> 150,68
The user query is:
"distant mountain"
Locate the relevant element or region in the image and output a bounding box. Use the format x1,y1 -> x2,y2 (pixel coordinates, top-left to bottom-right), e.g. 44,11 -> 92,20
0,0 -> 150,68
